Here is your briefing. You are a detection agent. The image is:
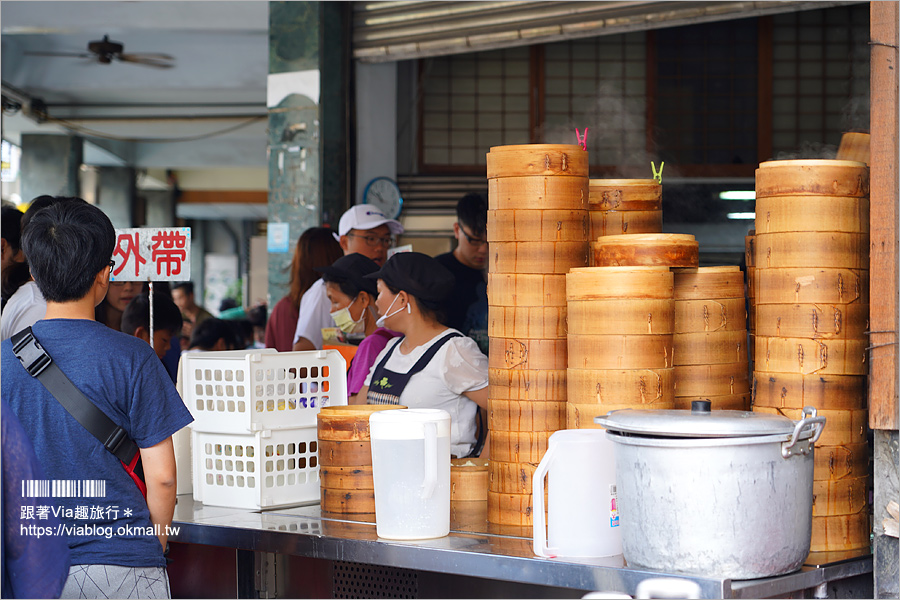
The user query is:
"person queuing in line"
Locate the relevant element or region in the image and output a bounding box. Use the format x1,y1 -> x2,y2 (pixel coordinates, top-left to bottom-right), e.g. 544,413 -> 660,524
121,292 -> 185,361
94,278 -> 140,332
435,193 -> 489,355
266,227 -> 342,352
140,281 -> 182,382
353,252 -> 490,459
317,253 -> 399,403
1,203 -> 26,310
187,317 -> 235,352
171,281 -> 213,350
1,198 -> 192,599
247,303 -> 267,348
292,205 -> 404,352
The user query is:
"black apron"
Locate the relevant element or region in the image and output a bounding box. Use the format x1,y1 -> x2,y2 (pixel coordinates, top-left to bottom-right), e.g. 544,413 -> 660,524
366,332 -> 462,405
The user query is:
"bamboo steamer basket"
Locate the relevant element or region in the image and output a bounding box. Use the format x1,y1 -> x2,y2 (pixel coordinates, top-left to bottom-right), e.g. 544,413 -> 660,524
673,331 -> 747,366
488,177 -> 588,210
755,196 -> 869,234
755,268 -> 868,305
489,338 -> 568,370
751,372 -> 866,410
320,488 -> 376,514
567,266 -> 673,299
754,303 -> 868,340
488,305 -> 567,339
814,443 -> 869,481
566,402 -> 675,429
451,498 -> 489,531
590,210 -> 662,238
319,465 -> 374,489
317,440 -> 373,466
488,399 -> 567,431
592,234 -> 699,268
488,368 -> 567,401
753,336 -> 867,376
567,333 -> 674,370
450,457 -> 489,502
674,364 -> 750,397
317,405 -> 406,442
810,512 -> 871,552
673,266 -> 745,300
487,490 -> 545,526
754,232 -> 869,270
674,298 -> 748,333
812,477 -> 869,516
755,159 -> 869,198
487,209 -> 589,242
753,407 -> 868,446
488,273 -> 567,307
588,179 -> 662,210
566,367 -> 675,405
490,430 -> 551,463
488,460 -> 538,494
486,144 -> 589,179
567,298 -> 675,335
672,393 -> 750,411
491,241 -> 589,274
745,233 -> 756,268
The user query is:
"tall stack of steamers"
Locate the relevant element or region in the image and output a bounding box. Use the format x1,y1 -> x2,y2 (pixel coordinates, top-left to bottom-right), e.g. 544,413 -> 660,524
750,159 -> 870,553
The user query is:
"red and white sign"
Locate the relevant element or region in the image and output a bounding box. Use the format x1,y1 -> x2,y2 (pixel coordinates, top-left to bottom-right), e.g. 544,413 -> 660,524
111,227 -> 191,282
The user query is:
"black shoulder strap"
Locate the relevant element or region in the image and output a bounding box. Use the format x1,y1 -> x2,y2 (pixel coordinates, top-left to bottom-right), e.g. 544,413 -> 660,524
10,327 -> 140,465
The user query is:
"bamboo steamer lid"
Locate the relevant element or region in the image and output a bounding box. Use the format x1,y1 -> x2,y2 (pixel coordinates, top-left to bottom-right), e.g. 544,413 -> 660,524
567,333 -> 674,369
751,372 -> 866,410
488,399 -> 567,431
673,330 -> 748,366
566,266 -> 673,300
489,460 -> 538,494
488,368 -> 567,401
486,144 -> 589,179
490,430 -> 551,463
319,465 -> 373,489
810,512 -> 871,552
488,273 -> 567,306
487,490 -> 542,526
814,443 -> 869,481
320,488 -> 376,514
566,367 -> 675,405
752,407 -> 867,446
451,457 -> 489,502
754,232 -> 869,269
674,364 -> 750,397
755,195 -> 869,234
491,241 -> 589,274
672,393 -> 750,411
812,477 -> 868,516
754,268 -> 868,305
317,439 -> 372,466
674,298 -> 748,333
488,176 -> 588,210
672,266 -> 745,300
489,338 -> 568,370
592,234 -> 699,268
567,298 -> 675,335
317,405 -> 407,442
745,233 -> 756,268
590,210 -> 662,238
755,159 -> 869,198
566,402 -> 675,430
488,305 -> 567,339
753,336 -> 867,376
755,303 -> 868,340
487,209 -> 589,242
588,179 -> 662,210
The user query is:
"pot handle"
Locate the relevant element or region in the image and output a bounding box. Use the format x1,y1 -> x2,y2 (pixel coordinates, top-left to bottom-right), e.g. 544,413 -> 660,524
421,421 -> 438,500
532,440 -> 558,558
782,406 -> 826,458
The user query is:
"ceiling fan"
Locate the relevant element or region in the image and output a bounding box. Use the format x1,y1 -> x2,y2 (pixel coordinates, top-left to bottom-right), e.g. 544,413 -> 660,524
25,35 -> 175,69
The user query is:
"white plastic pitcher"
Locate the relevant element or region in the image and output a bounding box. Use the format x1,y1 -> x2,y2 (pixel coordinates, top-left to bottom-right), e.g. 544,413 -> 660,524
533,429 -> 622,558
369,408 -> 451,540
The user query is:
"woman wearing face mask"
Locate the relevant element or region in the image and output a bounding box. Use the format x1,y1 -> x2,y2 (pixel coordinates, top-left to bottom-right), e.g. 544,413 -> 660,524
316,253 -> 399,403
353,252 -> 489,459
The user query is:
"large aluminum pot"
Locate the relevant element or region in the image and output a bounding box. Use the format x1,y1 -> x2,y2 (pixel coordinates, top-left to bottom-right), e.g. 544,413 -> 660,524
595,402 -> 825,579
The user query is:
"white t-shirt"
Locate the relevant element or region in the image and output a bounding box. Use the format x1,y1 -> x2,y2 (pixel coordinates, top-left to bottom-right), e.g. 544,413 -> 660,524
1,281 -> 47,341
364,328 -> 488,457
291,278 -> 333,350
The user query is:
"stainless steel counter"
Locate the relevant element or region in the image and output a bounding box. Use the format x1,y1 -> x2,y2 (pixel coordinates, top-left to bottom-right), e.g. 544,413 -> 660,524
170,495 -> 872,598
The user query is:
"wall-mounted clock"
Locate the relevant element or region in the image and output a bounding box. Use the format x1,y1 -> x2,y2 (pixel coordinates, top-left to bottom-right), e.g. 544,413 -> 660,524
363,176 -> 403,219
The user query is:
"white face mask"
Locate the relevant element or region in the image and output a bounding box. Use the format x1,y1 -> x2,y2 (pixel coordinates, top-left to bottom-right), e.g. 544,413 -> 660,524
375,293 -> 409,328
330,297 -> 366,335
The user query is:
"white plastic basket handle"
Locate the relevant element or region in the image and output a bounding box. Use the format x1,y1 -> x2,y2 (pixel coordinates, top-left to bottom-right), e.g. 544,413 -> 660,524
531,441 -> 557,557
421,421 -> 438,500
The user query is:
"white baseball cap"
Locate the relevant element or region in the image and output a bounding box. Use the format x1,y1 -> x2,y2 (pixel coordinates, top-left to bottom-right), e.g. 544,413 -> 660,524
335,204 -> 404,240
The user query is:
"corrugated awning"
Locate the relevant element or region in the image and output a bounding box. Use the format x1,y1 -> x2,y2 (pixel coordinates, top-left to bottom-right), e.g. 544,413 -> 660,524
353,0 -> 866,62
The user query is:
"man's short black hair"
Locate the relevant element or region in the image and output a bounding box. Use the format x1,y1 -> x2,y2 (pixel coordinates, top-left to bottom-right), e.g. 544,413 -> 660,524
457,193 -> 487,236
21,198 -> 115,303
121,293 -> 184,336
190,317 -> 233,351
1,205 -> 23,251
172,281 -> 194,295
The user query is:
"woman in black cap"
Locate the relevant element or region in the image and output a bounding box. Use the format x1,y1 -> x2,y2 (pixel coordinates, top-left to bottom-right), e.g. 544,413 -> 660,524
354,252 -> 489,458
317,253 -> 400,402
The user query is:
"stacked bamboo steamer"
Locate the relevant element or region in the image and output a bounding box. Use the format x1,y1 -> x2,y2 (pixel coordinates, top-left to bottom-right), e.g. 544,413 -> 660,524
566,266 -> 676,428
593,233 -> 699,268
485,144 -> 589,527
750,159 -> 870,553
588,179 -> 663,243
745,231 -> 757,376
672,266 -> 750,410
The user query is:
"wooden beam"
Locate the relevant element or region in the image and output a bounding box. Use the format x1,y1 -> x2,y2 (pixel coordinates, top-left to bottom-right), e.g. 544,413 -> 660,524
869,1 -> 899,431
178,190 -> 267,204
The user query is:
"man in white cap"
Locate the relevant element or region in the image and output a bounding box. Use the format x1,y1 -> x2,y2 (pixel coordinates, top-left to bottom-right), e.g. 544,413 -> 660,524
292,204 -> 403,351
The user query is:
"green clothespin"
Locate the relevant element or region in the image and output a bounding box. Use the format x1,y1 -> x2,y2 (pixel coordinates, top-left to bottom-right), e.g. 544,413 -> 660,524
651,161 -> 664,184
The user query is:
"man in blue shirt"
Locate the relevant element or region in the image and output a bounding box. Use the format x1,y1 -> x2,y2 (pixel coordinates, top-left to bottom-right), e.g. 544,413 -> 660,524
1,198 -> 193,599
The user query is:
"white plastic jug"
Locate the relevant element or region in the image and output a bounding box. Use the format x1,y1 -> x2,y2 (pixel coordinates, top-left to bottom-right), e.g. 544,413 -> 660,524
369,408 -> 451,540
533,429 -> 622,558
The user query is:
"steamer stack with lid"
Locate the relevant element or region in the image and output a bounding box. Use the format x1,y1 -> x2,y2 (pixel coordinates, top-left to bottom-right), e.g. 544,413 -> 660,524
588,179 -> 663,247
745,231 -> 757,376
750,159 -> 870,553
485,144 -> 589,527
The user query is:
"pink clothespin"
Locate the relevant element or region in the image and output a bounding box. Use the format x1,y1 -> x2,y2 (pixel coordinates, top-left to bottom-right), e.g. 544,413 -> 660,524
575,127 -> 589,151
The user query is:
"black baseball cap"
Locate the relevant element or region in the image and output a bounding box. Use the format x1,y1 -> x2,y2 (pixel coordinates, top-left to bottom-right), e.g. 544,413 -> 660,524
316,253 -> 379,295
365,251 -> 455,303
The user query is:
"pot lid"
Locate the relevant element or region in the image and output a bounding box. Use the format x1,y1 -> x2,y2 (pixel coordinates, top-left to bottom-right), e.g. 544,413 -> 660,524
595,400 -> 796,438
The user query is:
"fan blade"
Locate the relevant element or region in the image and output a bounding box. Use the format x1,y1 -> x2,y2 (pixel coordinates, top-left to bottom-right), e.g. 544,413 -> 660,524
117,53 -> 174,69
24,51 -> 94,58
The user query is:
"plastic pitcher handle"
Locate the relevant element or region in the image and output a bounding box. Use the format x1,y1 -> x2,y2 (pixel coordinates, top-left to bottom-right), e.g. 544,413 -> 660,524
421,421 -> 438,500
531,441 -> 557,557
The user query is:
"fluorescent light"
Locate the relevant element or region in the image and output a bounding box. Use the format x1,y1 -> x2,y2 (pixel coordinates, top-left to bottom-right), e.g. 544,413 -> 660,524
719,191 -> 756,201
727,212 -> 756,220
